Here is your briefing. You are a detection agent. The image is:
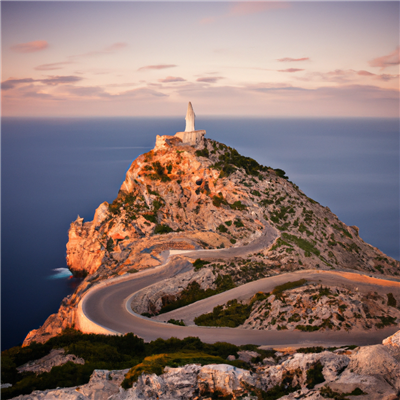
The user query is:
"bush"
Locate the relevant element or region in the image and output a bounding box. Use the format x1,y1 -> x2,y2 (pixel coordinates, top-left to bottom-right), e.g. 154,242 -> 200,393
387,293 -> 397,307
154,224 -> 174,234
281,233 -> 320,256
193,259 -> 211,271
217,224 -> 228,233
306,361 -> 325,389
194,300 -> 251,328
234,219 -> 244,228
167,319 -> 185,326
230,201 -> 247,211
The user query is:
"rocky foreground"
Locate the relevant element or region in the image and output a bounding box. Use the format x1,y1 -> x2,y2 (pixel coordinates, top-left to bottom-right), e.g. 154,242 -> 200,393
11,330 -> 400,400
23,127 -> 399,346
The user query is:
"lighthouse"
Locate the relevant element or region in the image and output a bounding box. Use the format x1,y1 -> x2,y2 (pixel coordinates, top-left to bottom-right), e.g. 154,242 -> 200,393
185,102 -> 195,132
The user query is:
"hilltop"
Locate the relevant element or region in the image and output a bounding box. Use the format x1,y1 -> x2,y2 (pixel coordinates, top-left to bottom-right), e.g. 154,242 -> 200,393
23,118 -> 399,346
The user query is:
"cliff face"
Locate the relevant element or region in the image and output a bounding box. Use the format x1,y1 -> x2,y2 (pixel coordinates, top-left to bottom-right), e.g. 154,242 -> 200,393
23,129 -> 399,346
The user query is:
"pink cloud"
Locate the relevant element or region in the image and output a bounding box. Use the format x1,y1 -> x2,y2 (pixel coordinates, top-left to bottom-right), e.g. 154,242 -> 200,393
196,76 -> 224,83
369,47 -> 400,70
158,76 -> 186,83
357,70 -> 375,76
10,40 -> 48,53
2,76 -> 83,90
71,42 -> 128,58
105,42 -> 128,52
278,68 -> 304,73
35,61 -> 74,71
138,64 -> 177,71
277,57 -> 309,62
229,2 -> 289,16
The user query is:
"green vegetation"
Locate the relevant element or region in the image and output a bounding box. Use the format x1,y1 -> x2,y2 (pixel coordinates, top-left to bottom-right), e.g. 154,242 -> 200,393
193,259 -> 211,271
167,319 -> 185,326
211,145 -> 269,178
331,224 -> 352,239
159,275 -> 235,314
195,299 -> 251,328
281,233 -> 320,256
217,224 -> 228,233
296,325 -> 320,332
212,193 -> 228,208
143,213 -> 157,224
2,331 -> 257,397
375,315 -> 397,329
195,148 -> 209,158
273,168 -> 289,180
230,200 -> 247,211
149,161 -> 171,182
387,293 -> 397,307
234,219 -> 244,228
154,224 -> 174,234
272,279 -> 307,297
306,361 -> 325,389
225,220 -> 232,226
106,237 -> 114,252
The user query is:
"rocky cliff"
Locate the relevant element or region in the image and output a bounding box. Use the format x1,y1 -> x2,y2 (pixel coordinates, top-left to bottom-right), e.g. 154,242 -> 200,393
23,127 -> 399,346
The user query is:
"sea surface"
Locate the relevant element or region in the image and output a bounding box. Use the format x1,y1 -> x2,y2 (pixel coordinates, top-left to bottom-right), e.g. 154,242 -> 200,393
1,117 -> 399,350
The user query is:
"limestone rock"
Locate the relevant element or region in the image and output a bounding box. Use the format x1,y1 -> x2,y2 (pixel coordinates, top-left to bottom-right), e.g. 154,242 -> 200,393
11,368 -> 129,400
17,349 -> 84,374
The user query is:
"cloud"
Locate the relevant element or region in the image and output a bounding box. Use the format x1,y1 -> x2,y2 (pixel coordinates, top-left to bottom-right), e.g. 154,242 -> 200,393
62,85 -> 112,98
278,68 -> 304,73
369,47 -> 400,70
2,75 -> 83,90
71,42 -> 128,58
357,70 -> 375,76
229,2 -> 289,16
158,76 -> 186,83
119,87 -> 168,98
10,40 -> 48,53
138,64 -> 177,71
104,42 -> 128,52
35,61 -> 74,71
196,76 -> 224,83
277,57 -> 309,62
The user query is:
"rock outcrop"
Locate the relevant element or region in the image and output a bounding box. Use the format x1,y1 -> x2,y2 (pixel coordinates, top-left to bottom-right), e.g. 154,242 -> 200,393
14,331 -> 400,400
16,349 -> 84,374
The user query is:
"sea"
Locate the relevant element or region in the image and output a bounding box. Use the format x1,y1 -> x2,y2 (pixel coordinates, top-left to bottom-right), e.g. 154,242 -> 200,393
1,117 -> 399,350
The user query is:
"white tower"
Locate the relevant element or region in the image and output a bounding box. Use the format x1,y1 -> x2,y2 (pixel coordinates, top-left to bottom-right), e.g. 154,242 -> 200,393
185,102 -> 195,132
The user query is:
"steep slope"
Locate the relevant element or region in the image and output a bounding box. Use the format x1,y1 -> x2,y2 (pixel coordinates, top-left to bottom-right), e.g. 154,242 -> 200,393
23,130 -> 399,346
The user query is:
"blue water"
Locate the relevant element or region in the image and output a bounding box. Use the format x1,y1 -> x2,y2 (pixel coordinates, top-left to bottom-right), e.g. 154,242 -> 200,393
1,117 -> 399,350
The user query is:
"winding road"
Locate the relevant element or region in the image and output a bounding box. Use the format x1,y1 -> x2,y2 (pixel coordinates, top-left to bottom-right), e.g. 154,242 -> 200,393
82,226 -> 400,347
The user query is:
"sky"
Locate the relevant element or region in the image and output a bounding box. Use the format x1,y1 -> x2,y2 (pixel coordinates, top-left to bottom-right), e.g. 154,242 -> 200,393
1,1 -> 399,117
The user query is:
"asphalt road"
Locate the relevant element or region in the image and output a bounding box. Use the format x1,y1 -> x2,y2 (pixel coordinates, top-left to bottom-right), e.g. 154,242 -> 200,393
83,260 -> 400,347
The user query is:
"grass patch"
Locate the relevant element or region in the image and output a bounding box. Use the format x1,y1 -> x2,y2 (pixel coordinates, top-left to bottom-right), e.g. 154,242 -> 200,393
281,233 -> 320,256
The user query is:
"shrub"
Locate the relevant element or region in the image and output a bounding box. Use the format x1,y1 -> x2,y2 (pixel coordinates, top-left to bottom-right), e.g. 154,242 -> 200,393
230,201 -> 246,211
274,168 -> 289,180
194,299 -> 251,328
106,237 -> 114,252
306,361 -> 325,389
387,293 -> 397,307
193,259 -> 211,271
167,319 -> 185,326
154,224 -> 173,234
143,213 -> 157,224
217,224 -> 228,233
281,233 -> 320,256
195,148 -> 209,158
234,219 -> 244,228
